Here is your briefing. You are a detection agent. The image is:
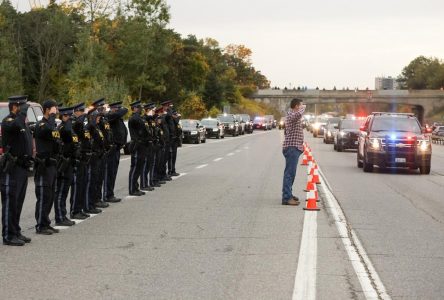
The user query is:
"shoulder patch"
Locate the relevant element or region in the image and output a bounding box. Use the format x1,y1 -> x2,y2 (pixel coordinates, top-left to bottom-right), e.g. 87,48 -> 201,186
40,123 -> 46,127
5,117 -> 13,122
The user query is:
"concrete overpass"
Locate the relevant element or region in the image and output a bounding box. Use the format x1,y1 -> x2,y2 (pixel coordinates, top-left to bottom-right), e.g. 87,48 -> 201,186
250,89 -> 444,124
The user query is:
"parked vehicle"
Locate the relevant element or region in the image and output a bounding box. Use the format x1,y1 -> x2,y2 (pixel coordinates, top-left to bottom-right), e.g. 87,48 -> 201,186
201,118 -> 224,139
323,117 -> 341,144
234,114 -> 245,135
334,118 -> 365,151
0,101 -> 43,156
218,114 -> 240,136
239,114 -> 253,133
357,112 -> 432,174
264,115 -> 275,129
253,116 -> 270,130
181,119 -> 206,144
312,116 -> 329,137
278,117 -> 286,130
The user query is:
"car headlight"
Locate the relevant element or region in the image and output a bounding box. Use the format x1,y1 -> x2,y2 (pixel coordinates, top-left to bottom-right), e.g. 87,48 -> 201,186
327,131 -> 332,137
339,131 -> 346,137
212,128 -> 218,132
417,140 -> 430,151
191,131 -> 198,135
313,123 -> 320,130
229,124 -> 234,129
369,138 -> 381,150
279,121 -> 284,125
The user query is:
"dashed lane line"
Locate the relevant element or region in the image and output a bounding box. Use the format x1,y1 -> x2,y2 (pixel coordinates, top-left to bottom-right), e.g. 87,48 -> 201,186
227,153 -> 235,156
172,173 -> 187,179
318,167 -> 391,300
213,157 -> 223,162
196,164 -> 208,169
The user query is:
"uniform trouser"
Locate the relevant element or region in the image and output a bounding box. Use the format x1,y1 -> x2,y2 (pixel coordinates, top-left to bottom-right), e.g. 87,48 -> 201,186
54,165 -> 73,223
85,159 -> 100,210
70,162 -> 86,214
95,154 -> 106,202
104,147 -> 120,200
155,146 -> 165,180
141,146 -> 154,188
128,147 -> 146,194
35,165 -> 57,230
164,143 -> 171,176
168,142 -> 178,174
1,165 -> 28,240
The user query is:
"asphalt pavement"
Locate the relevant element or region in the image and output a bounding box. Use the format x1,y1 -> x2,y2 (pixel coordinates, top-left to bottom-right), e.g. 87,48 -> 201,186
0,130 -> 442,299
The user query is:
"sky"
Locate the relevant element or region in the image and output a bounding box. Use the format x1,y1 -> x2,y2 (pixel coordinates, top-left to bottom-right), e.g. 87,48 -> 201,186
12,0 -> 444,89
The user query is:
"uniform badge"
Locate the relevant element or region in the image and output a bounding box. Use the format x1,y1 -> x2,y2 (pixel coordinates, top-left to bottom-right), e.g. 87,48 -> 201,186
72,136 -> 79,143
52,131 -> 60,138
105,124 -> 110,130
85,131 -> 91,139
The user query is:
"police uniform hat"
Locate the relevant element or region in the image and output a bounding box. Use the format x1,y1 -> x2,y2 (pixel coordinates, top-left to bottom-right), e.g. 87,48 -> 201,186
8,95 -> 28,105
109,101 -> 123,108
143,102 -> 156,110
73,102 -> 86,112
130,100 -> 142,108
42,99 -> 58,110
92,98 -> 106,107
58,106 -> 74,116
160,100 -> 173,106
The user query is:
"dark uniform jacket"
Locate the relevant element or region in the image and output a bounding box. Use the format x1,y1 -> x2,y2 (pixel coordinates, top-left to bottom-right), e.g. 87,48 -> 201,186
165,109 -> 176,141
1,112 -> 33,160
73,114 -> 92,160
87,120 -> 105,159
98,117 -> 113,152
34,115 -> 60,161
128,112 -> 150,145
160,114 -> 170,144
58,119 -> 80,160
108,108 -> 128,147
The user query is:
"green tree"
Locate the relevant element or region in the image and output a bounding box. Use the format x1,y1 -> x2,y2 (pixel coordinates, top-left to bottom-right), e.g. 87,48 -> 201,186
178,92 -> 208,119
398,56 -> 444,89
0,1 -> 23,99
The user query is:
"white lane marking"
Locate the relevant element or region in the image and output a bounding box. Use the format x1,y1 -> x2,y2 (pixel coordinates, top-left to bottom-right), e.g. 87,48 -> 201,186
196,164 -> 208,169
213,157 -> 223,162
318,167 -> 391,300
292,212 -> 318,300
120,157 -> 131,161
124,196 -> 137,200
172,173 -> 187,179
235,149 -> 242,153
227,153 -> 235,156
243,146 -> 249,149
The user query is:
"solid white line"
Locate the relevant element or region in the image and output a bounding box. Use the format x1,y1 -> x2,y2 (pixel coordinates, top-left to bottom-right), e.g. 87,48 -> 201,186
292,212 -> 318,300
120,157 -> 131,161
318,167 -> 391,300
124,196 -> 137,200
213,157 -> 223,162
196,164 -> 208,169
227,153 -> 235,156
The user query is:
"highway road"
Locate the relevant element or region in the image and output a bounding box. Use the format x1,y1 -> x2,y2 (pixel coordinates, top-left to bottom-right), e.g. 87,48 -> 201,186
0,130 -> 443,299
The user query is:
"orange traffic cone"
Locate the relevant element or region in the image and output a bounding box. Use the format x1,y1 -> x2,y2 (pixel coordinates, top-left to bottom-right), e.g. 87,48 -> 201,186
304,190 -> 320,211
310,166 -> 321,184
304,178 -> 315,192
301,152 -> 308,166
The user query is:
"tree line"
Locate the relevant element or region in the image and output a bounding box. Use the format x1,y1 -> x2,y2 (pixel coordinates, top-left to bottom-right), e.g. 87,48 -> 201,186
0,0 -> 270,118
398,56 -> 444,90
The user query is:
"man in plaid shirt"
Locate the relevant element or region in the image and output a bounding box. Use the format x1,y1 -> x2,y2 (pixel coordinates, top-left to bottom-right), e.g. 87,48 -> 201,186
282,98 -> 306,206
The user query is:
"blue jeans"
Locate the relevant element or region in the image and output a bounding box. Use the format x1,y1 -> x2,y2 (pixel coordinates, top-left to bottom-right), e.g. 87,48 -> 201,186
282,147 -> 302,202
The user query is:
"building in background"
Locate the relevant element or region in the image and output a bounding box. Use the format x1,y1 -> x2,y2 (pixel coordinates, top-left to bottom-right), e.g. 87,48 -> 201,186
375,76 -> 398,90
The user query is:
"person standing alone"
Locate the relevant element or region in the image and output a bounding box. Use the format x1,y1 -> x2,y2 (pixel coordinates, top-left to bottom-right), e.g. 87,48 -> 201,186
282,98 -> 306,206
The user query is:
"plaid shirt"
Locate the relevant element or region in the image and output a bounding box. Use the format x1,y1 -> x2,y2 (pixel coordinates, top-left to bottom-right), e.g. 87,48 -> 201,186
282,107 -> 305,151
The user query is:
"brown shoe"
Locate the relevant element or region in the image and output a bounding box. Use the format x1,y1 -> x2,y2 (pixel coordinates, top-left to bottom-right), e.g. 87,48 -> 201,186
287,199 -> 300,206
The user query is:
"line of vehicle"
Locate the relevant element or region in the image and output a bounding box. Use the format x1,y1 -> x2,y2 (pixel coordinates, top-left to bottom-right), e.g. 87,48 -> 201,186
292,212 -> 318,300
317,167 -> 391,300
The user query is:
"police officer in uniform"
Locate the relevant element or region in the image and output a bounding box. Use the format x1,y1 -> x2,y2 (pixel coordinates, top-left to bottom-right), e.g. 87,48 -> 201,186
153,107 -> 167,186
159,105 -> 172,182
85,108 -> 104,214
34,99 -> 60,235
54,106 -> 77,226
71,103 -> 91,220
1,95 -> 33,246
128,101 -> 147,196
91,98 -> 110,209
105,101 -> 128,202
141,103 -> 156,191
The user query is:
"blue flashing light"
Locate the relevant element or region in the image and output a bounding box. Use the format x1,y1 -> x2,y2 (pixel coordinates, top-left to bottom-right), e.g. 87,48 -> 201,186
390,134 -> 397,140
